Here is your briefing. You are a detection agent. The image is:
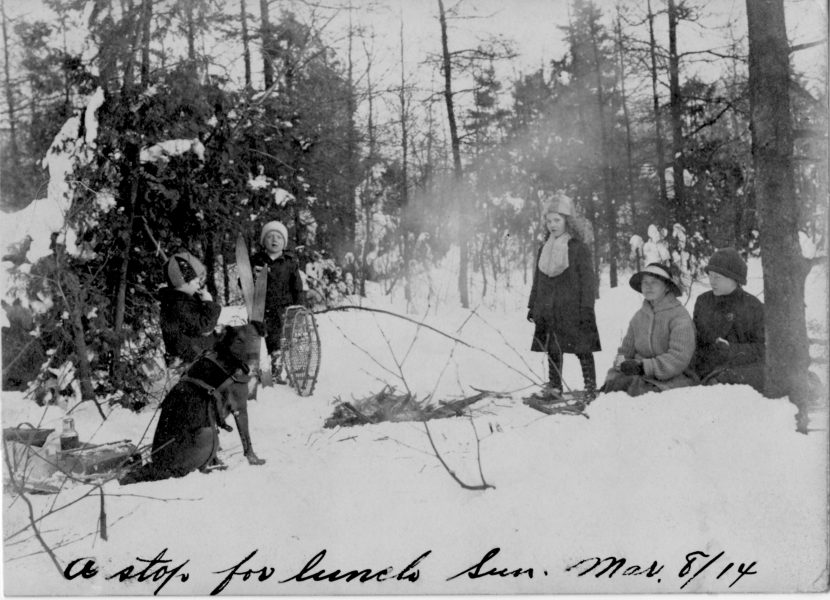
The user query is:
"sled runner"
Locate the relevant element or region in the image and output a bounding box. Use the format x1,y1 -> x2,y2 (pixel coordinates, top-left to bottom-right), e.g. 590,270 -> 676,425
236,236 -> 271,391
279,305 -> 321,396
522,390 -> 591,418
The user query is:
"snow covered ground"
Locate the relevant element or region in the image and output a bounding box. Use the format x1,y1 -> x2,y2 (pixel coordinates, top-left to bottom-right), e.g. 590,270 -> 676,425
2,256 -> 828,595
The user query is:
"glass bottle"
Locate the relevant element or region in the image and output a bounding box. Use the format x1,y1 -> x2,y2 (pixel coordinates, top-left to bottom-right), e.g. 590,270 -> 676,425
60,417 -> 79,451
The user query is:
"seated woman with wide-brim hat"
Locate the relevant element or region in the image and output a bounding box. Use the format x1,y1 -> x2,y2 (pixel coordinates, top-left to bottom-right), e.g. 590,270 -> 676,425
601,262 -> 697,396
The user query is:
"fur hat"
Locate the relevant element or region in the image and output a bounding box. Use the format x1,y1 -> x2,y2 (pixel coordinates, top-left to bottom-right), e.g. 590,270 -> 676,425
166,251 -> 206,288
629,262 -> 683,297
542,192 -> 573,217
260,220 -> 288,246
705,247 -> 747,286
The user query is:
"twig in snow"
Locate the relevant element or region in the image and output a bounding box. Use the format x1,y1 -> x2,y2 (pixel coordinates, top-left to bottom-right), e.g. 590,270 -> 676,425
400,303 -> 431,366
468,414 -> 490,486
372,313 -> 412,397
422,418 -> 494,491
2,439 -> 63,574
472,312 -> 543,385
330,319 -> 404,384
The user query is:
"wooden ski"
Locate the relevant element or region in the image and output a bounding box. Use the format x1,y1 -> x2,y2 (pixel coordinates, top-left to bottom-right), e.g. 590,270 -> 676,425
235,236 -> 255,320
235,235 -> 270,395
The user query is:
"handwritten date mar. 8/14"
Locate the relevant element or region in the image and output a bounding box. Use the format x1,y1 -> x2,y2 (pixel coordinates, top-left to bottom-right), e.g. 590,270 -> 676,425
565,549 -> 758,589
62,546 -> 757,594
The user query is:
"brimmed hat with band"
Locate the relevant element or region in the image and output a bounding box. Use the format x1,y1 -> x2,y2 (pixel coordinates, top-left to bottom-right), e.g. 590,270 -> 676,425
629,262 -> 683,297
166,251 -> 206,288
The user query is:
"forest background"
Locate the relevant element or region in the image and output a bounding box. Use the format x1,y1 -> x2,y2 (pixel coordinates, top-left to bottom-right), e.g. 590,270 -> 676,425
0,0 -> 826,422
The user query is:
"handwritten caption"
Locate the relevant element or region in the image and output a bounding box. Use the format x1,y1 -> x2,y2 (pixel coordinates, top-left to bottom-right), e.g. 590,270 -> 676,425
63,546 -> 757,595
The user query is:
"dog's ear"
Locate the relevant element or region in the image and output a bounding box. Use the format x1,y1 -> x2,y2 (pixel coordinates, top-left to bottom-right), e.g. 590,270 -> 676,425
250,320 -> 266,337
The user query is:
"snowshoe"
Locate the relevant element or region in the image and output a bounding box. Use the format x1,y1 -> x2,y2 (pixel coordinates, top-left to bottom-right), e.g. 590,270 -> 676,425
523,385 -> 563,403
523,390 -> 590,418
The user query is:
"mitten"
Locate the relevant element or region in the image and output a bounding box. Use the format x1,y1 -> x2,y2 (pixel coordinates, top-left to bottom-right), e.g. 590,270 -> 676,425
714,337 -> 730,360
620,359 -> 644,376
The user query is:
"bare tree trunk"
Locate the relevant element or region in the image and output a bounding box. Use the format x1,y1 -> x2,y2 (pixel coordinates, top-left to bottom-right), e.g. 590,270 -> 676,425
120,3 -> 143,94
1,0 -> 19,173
345,2 -> 357,254
140,0 -> 151,85
647,0 -> 668,208
222,251 -> 230,304
204,229 -> 218,298
589,19 -> 617,289
478,236 -> 487,298
399,14 -> 412,303
240,0 -> 251,88
437,0 -> 469,308
667,0 -> 685,222
260,0 -> 274,89
184,0 -> 195,61
359,38 -> 378,298
112,143 -> 140,380
614,11 -> 637,230
746,0 -> 813,431
53,252 -> 103,417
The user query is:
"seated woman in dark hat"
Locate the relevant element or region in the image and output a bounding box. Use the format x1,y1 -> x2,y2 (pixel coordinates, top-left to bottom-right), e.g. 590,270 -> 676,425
602,263 -> 696,396
692,248 -> 765,392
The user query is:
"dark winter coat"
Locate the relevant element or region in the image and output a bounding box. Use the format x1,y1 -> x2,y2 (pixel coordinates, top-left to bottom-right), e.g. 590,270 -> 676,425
692,287 -> 765,392
159,287 -> 222,363
528,238 -> 601,354
251,251 -> 303,352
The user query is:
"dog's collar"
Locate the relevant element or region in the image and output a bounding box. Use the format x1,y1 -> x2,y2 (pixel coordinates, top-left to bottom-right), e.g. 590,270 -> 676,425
179,373 -> 235,401
181,351 -> 249,397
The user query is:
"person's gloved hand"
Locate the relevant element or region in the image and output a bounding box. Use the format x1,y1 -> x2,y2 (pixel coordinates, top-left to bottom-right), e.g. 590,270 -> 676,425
714,337 -> 730,359
620,359 -> 644,376
527,310 -> 534,323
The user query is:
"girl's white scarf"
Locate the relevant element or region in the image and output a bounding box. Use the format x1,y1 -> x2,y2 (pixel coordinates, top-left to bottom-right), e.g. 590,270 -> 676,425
538,233 -> 571,277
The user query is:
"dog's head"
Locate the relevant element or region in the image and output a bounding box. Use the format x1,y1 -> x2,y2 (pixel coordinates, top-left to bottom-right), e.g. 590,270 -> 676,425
215,321 -> 265,371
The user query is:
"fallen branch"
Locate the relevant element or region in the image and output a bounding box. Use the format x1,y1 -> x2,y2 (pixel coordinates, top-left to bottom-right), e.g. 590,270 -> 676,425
315,304 -> 537,385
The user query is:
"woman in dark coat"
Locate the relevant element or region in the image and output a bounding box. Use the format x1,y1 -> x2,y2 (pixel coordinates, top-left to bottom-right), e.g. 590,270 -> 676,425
527,193 -> 601,399
159,251 -> 222,365
692,248 -> 765,392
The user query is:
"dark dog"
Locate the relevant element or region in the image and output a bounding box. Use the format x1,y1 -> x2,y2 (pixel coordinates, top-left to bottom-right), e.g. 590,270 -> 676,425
120,323 -> 266,485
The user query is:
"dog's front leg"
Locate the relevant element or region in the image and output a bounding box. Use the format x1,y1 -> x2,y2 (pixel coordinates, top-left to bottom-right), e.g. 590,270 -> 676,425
231,406 -> 266,465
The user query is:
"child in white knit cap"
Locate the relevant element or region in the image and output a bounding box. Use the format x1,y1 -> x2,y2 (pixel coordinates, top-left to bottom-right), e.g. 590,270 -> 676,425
251,221 -> 303,383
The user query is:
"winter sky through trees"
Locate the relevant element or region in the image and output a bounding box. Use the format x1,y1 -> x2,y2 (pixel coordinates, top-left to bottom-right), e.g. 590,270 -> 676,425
2,0 -> 826,123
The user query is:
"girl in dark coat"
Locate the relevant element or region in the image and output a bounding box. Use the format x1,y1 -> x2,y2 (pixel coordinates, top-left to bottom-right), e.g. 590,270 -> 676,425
251,220 -> 303,382
527,193 -> 601,399
692,248 -> 765,392
159,251 -> 222,364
